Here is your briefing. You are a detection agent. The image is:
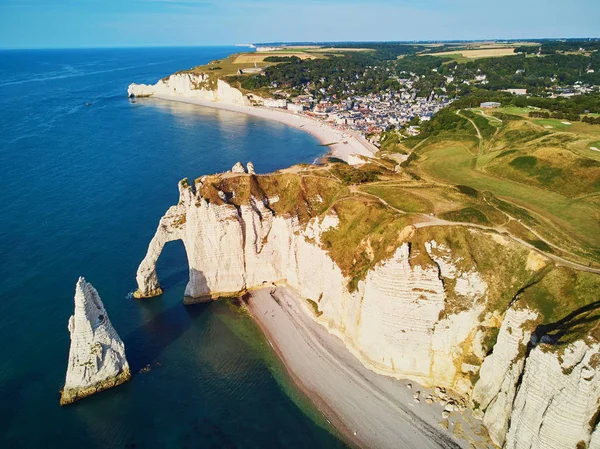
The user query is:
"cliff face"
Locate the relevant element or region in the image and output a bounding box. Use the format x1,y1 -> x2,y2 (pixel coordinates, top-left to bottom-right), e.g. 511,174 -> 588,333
127,72 -> 255,106
61,277 -> 130,405
135,168 -> 600,447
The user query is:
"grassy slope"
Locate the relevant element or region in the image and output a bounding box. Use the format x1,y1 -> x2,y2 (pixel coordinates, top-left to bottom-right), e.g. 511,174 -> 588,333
408,115 -> 600,263
189,165 -> 600,359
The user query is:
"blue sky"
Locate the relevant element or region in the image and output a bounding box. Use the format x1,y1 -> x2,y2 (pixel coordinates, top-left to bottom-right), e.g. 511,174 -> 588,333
0,0 -> 598,49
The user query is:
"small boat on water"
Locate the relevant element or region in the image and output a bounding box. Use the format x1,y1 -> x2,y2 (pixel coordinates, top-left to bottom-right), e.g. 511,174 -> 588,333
85,102 -> 92,107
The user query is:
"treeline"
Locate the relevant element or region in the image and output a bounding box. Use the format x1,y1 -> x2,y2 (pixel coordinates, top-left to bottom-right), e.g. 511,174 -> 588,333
515,39 -> 600,55
263,56 -> 302,63
583,116 -> 600,125
396,53 -> 600,96
534,110 -> 600,125
529,111 -> 582,122
234,51 -> 402,98
415,108 -> 473,138
452,89 -> 600,114
328,43 -> 425,60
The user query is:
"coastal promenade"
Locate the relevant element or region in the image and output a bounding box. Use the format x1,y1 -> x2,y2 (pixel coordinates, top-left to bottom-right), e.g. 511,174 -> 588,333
150,94 -> 377,163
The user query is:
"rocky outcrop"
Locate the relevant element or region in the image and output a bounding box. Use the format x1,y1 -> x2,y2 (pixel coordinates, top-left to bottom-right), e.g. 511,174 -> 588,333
134,172 -> 600,446
505,340 -> 600,449
134,172 -> 488,390
474,306 -> 600,449
472,307 -> 539,446
231,162 -> 246,173
128,73 -> 256,106
61,277 -> 130,405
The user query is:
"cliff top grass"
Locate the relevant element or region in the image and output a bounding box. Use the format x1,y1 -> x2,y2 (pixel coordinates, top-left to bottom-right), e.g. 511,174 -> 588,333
320,196 -> 412,291
406,110 -> 600,266
179,51 -> 324,88
182,162 -> 600,342
193,171 -> 347,223
518,266 -> 600,326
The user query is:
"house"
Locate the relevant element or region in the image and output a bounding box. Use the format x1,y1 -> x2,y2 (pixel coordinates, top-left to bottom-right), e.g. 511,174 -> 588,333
407,125 -> 420,136
287,103 -> 304,113
502,89 -> 527,96
263,99 -> 287,108
480,102 -> 501,109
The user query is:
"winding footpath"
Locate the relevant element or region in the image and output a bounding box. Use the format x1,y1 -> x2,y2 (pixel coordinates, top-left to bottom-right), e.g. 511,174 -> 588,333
414,216 -> 600,274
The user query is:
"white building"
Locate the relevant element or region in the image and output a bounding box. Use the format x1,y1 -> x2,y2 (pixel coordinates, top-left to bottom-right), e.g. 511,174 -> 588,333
263,99 -> 287,108
503,89 -> 528,96
480,102 -> 501,109
256,46 -> 283,52
287,103 -> 304,113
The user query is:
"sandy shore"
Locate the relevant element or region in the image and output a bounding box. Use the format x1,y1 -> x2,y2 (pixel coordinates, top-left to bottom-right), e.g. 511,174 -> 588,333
151,94 -> 377,163
246,287 -> 493,449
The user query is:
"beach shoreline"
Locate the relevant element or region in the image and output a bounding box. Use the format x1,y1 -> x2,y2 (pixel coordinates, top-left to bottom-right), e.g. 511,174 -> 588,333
244,287 -> 490,449
150,94 -> 378,164
244,290 -> 361,449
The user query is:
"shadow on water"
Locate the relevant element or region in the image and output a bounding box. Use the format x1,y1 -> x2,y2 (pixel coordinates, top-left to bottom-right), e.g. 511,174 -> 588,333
158,267 -> 189,291
123,239 -> 201,372
122,258 -> 348,448
124,300 -> 211,373
179,417 -> 238,449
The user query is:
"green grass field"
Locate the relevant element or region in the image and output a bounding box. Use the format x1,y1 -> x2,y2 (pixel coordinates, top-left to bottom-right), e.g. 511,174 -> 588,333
496,106 -> 533,116
413,138 -> 600,260
360,185 -> 434,213
533,119 -> 574,130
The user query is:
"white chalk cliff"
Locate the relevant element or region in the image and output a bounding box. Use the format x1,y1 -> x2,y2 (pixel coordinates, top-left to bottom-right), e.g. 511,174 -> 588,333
61,277 -> 130,405
134,169 -> 600,447
128,72 -> 258,106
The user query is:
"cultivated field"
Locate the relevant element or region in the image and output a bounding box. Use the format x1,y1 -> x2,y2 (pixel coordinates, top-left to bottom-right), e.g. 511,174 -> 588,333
310,47 -> 373,53
234,52 -> 317,63
185,53 -> 276,79
429,47 -> 516,59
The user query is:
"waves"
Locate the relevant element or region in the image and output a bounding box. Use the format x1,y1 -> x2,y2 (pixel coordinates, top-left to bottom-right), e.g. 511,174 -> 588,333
0,59 -> 177,88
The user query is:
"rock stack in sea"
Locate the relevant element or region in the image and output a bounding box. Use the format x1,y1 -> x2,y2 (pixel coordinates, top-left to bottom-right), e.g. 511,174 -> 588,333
60,277 -> 131,405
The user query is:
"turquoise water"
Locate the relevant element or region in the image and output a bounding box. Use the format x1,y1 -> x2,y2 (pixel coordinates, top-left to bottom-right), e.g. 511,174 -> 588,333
0,48 -> 346,448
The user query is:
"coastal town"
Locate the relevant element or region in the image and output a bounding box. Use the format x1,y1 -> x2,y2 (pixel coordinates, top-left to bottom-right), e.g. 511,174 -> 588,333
244,44 -> 599,141
263,88 -> 452,139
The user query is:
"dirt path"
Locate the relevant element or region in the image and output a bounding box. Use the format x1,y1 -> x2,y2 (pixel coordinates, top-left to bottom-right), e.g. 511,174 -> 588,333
480,110 -> 502,123
457,110 -> 483,154
348,183 -> 598,272
349,185 -> 408,214
414,216 -> 600,274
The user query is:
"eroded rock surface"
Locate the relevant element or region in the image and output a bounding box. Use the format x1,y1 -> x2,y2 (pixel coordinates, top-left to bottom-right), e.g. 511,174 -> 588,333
61,277 -> 130,405
128,73 -> 256,106
134,173 -> 600,446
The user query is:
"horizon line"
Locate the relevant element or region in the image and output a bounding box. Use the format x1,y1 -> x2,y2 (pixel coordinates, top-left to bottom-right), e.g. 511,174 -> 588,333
1,36 -> 599,51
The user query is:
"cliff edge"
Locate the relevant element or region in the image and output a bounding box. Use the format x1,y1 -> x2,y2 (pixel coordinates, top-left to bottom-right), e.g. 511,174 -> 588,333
134,164 -> 600,448
128,72 -> 259,106
60,277 -> 131,405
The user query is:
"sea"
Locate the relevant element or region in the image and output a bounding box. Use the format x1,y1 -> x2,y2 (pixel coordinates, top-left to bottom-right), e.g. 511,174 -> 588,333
0,47 -> 347,448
